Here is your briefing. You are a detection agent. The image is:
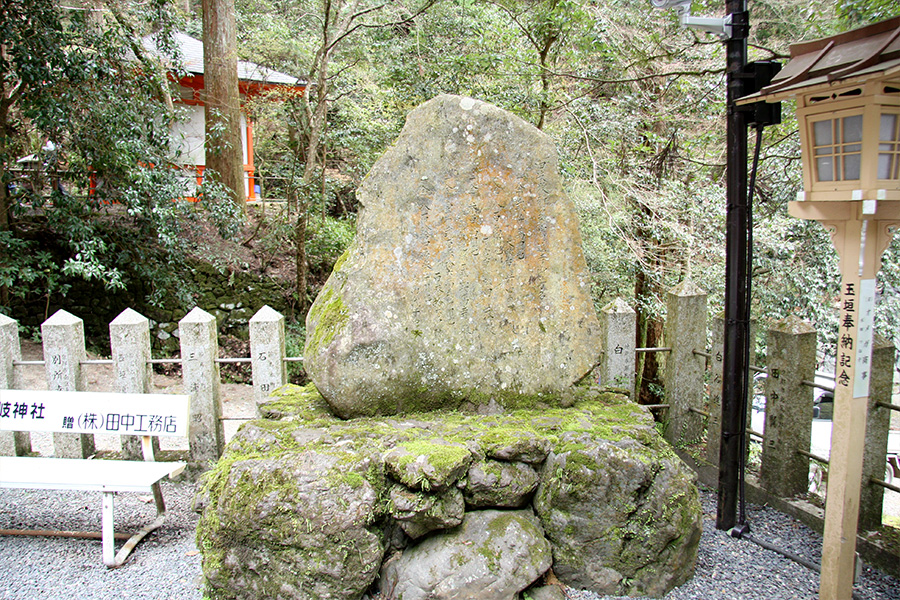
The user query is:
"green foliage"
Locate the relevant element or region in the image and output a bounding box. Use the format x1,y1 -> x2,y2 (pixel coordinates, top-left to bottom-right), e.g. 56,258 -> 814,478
876,237 -> 900,356
284,320 -> 308,384
0,0 -> 198,312
837,0 -> 900,27
306,216 -> 356,279
199,175 -> 244,240
0,232 -> 70,317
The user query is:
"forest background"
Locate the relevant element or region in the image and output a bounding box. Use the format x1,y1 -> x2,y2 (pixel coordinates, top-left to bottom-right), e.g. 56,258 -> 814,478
2,0 -> 899,402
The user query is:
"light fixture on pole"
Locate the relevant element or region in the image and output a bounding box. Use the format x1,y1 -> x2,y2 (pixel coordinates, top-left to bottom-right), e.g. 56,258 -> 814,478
741,16 -> 900,600
652,0 -> 782,534
650,0 -> 732,39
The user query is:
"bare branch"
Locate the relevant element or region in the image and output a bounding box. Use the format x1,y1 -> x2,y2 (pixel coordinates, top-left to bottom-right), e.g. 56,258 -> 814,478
749,42 -> 789,60
103,0 -> 174,114
326,57 -> 363,82
485,1 -> 541,54
545,66 -> 726,86
327,0 -> 438,55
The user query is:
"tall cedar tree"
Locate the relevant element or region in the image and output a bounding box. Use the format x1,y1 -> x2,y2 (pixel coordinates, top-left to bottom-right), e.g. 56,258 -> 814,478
202,0 -> 245,212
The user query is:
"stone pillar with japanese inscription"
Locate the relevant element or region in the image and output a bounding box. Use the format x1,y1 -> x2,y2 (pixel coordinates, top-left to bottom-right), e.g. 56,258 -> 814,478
110,308 -> 154,460
42,309 -> 95,459
662,280 -> 707,447
180,307 -> 223,467
250,306 -> 286,408
706,315 -> 725,466
598,298 -> 635,395
759,316 -> 816,498
707,314 -> 757,467
858,333 -> 894,531
0,313 -> 31,456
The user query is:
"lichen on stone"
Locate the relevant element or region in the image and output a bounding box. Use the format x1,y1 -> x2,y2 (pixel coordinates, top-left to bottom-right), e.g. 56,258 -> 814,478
304,285 -> 350,357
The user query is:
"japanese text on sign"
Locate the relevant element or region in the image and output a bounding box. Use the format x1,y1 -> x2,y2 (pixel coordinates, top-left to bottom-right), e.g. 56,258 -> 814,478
853,279 -> 875,398
0,390 -> 189,436
835,279 -> 876,398
0,402 -> 45,420
58,412 -> 178,433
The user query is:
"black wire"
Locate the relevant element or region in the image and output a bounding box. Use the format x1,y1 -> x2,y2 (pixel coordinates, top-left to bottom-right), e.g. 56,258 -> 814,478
734,125 -> 866,600
738,123 -> 765,528
743,534 -> 866,600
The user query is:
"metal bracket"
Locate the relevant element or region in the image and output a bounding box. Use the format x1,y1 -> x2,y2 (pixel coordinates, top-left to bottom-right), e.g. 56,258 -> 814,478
652,0 -> 732,40
676,3 -> 732,40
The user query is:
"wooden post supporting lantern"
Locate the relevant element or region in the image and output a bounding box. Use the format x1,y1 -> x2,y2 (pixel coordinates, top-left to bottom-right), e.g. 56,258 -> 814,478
742,17 -> 900,600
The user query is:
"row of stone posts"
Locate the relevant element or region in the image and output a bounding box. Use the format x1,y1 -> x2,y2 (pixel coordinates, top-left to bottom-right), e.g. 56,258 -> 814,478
0,305 -> 289,469
597,279 -> 895,532
1,284 -> 895,528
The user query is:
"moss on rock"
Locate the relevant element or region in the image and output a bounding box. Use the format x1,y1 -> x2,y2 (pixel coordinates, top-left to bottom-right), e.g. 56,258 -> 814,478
196,384 -> 700,600
304,286 -> 350,357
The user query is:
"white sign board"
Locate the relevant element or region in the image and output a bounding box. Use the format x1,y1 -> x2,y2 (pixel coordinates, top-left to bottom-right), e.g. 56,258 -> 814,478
0,390 -> 190,437
853,278 -> 876,399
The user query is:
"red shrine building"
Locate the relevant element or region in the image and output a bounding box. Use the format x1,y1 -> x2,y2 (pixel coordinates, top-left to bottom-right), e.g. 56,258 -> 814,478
146,32 -> 307,201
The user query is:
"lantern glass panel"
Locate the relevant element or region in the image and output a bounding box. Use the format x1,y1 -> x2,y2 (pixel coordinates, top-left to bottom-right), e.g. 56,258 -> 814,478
879,113 -> 900,180
811,115 -> 863,182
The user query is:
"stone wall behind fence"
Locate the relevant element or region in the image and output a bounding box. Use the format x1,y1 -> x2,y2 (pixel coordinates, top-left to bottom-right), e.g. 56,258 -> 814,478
5,257 -> 293,354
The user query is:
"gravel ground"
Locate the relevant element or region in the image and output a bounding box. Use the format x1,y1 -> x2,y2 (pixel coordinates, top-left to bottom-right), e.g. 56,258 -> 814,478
1,484 -> 897,600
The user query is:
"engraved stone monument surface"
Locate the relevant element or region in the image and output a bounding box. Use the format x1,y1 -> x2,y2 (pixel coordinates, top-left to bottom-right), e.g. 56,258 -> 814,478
304,94 -> 601,418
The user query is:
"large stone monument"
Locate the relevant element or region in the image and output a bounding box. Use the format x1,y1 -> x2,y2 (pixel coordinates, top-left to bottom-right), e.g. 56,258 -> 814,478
304,94 -> 602,418
195,96 -> 701,600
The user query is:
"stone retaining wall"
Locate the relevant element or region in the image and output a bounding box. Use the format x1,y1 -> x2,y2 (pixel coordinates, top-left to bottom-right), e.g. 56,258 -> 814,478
7,258 -> 291,353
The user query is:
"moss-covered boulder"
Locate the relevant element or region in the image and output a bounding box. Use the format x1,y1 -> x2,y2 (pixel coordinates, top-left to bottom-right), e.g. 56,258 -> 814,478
303,95 -> 601,419
194,443 -> 386,600
533,433 -> 702,596
379,509 -> 553,600
195,384 -> 701,599
464,459 -> 540,508
388,485 -> 465,539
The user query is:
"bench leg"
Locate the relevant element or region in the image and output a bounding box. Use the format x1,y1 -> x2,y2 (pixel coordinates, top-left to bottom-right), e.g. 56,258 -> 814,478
102,492 -> 116,567
102,482 -> 168,568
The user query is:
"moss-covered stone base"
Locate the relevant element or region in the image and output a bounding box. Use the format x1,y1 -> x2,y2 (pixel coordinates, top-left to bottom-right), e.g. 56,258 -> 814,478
195,384 -> 701,599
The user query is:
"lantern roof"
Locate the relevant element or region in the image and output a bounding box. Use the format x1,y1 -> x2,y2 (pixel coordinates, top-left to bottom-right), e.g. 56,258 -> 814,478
741,17 -> 900,104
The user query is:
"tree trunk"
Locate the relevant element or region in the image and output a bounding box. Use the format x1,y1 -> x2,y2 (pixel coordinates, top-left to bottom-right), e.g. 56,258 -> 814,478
536,35 -> 555,131
1,76 -> 14,308
287,123 -> 309,314
635,269 -> 664,404
295,206 -> 309,311
632,197 -> 665,405
201,0 -> 245,212
294,27 -> 332,313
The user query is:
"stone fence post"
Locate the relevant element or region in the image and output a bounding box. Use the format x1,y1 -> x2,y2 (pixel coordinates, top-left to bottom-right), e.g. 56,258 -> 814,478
706,314 -> 725,466
759,316 -> 816,498
662,280 -> 707,447
0,313 -> 30,456
250,306 -> 287,408
180,307 -> 224,467
706,314 -> 757,467
598,298 -> 636,395
859,334 -> 894,531
110,308 -> 154,460
42,309 -> 95,458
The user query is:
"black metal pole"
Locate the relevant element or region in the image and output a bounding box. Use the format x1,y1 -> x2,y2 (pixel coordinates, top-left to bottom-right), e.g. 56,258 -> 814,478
716,0 -> 751,531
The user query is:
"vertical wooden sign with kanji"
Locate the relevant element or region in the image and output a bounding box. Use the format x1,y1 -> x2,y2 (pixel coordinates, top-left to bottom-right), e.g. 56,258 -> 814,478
790,201 -> 900,600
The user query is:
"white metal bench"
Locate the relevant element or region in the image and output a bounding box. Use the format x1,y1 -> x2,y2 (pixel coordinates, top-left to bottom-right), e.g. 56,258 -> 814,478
0,390 -> 189,567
